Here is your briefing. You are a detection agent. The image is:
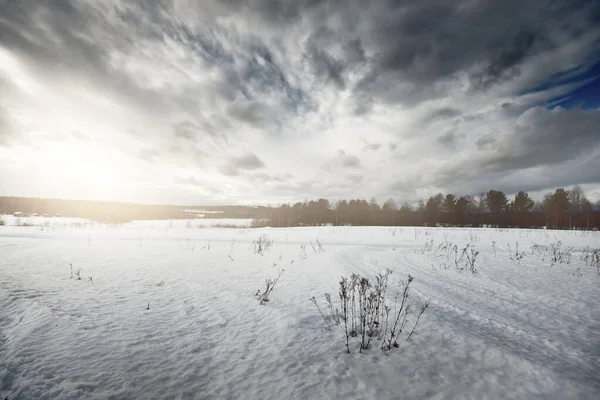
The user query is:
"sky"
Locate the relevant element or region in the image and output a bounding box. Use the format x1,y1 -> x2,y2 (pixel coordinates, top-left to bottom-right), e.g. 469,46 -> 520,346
0,0 -> 600,206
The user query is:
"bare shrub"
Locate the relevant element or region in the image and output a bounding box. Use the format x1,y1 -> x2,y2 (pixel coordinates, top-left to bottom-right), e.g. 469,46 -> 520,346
314,270 -> 429,353
310,296 -> 332,331
549,241 -> 573,265
581,247 -> 600,274
69,263 -> 82,280
339,277 -> 351,353
257,268 -> 284,305
254,234 -> 273,255
299,245 -> 307,260
310,239 -> 325,254
507,242 -> 525,264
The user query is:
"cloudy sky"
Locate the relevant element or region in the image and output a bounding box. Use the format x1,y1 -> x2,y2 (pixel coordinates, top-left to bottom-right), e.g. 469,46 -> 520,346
1,0 -> 599,206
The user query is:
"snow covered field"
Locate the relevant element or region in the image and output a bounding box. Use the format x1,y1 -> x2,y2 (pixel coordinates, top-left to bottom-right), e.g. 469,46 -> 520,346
1,225 -> 599,399
0,215 -> 254,229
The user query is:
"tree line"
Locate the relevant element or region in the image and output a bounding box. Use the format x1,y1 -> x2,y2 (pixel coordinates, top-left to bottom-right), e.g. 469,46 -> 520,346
1,186 -> 598,229
261,186 -> 599,229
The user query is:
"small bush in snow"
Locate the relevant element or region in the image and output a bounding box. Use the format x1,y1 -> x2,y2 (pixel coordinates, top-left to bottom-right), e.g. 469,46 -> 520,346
418,239 -> 434,254
314,269 -> 429,354
549,241 -> 573,265
310,239 -> 325,254
179,239 -> 195,251
70,263 -> 82,280
256,268 -> 284,305
507,242 -> 525,264
339,277 -> 351,353
310,296 -> 333,331
228,239 -> 235,261
424,241 -> 479,274
456,245 -> 479,274
254,234 -> 273,255
581,247 -> 600,274
300,245 -> 307,260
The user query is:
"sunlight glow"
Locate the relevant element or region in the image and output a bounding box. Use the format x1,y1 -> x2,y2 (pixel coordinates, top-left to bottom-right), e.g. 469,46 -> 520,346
38,142 -> 125,196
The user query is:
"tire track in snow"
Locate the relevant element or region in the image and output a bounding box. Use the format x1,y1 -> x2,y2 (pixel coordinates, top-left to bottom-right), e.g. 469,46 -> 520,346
336,245 -> 600,394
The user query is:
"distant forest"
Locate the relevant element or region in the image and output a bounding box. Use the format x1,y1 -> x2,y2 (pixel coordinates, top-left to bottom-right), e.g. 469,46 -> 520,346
258,186 -> 600,230
0,197 -> 272,223
1,185 -> 599,229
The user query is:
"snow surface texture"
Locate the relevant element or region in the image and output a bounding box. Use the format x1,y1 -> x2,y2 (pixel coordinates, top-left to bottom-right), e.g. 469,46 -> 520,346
0,215 -> 253,229
1,226 -> 599,399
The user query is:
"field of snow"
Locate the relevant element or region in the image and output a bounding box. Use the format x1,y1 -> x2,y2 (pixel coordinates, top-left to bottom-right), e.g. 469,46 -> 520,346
0,215 -> 253,229
126,218 -> 253,229
1,225 -> 599,399
1,215 -> 94,228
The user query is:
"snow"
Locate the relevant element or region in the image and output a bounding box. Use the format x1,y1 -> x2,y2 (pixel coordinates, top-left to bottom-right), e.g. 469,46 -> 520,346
1,215 -> 93,228
126,218 -> 253,229
0,215 -> 253,229
1,226 -> 599,399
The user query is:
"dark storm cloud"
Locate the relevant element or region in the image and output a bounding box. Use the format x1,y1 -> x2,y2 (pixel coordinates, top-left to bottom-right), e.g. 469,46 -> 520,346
305,45 -> 346,89
226,42 -> 314,112
359,138 -> 381,152
437,154 -> 600,199
222,0 -> 597,107
475,135 -> 496,150
301,28 -> 368,91
226,101 -> 272,128
290,0 -> 600,107
426,108 -> 462,123
382,1 -> 593,87
476,107 -> 600,172
362,143 -> 382,152
222,0 -> 332,25
220,152 -> 266,176
336,150 -> 361,168
434,107 -> 600,187
437,131 -> 464,148
4,0 -> 597,112
234,153 -> 266,169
